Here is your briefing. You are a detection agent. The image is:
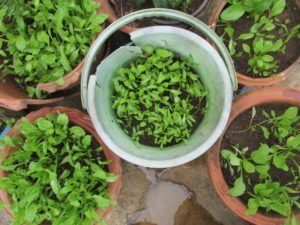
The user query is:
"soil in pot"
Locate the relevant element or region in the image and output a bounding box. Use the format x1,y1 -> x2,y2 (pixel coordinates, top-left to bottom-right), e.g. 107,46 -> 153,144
110,0 -> 205,27
221,104 -> 300,219
112,46 -> 208,148
216,0 -> 300,78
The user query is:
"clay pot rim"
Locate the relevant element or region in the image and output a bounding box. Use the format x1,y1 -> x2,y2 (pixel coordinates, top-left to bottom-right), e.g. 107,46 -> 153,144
0,106 -> 122,222
208,0 -> 300,87
207,86 -> 300,225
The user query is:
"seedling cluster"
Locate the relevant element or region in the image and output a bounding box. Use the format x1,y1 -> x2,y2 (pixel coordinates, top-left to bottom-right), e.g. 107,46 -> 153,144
219,0 -> 300,77
0,0 -> 107,98
221,107 -> 300,225
112,46 -> 207,148
0,113 -> 117,225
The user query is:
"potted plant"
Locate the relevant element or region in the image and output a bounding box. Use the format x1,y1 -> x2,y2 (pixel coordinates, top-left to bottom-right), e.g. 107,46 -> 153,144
207,86 -> 300,225
98,0 -> 209,33
209,0 -> 300,86
82,9 -> 238,168
0,0 -> 109,110
0,106 -> 122,225
112,46 -> 208,148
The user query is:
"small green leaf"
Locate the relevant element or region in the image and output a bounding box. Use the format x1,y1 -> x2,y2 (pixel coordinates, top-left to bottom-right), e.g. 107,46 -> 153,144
238,33 -> 254,40
251,144 -> 272,164
246,198 -> 258,215
273,154 -> 288,171
270,202 -> 291,217
49,173 -> 60,195
70,126 -> 85,137
82,135 -> 92,147
242,160 -> 255,173
16,36 -> 27,51
228,176 -> 246,197
93,195 -> 115,209
57,113 -> 69,126
242,44 -> 251,54
25,204 -> 38,223
36,118 -> 53,131
260,126 -> 270,139
283,107 -> 298,119
220,4 -> 245,21
270,0 -> 286,17
255,164 -> 270,179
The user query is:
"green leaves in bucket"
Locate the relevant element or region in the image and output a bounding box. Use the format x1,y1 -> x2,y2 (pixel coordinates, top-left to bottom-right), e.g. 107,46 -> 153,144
112,46 -> 208,148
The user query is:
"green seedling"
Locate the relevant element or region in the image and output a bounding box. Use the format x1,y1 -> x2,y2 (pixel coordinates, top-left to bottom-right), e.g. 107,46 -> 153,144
0,113 -> 117,225
221,106 -> 300,225
219,0 -> 300,77
112,46 -> 208,148
0,0 -> 107,99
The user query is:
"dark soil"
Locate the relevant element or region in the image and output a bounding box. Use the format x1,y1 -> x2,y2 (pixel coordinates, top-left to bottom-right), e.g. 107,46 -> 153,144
174,197 -> 222,225
111,0 -> 204,27
221,104 -> 300,214
216,0 -> 300,78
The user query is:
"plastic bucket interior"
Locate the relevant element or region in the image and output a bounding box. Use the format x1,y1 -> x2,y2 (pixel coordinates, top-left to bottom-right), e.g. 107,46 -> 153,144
81,9 -> 237,168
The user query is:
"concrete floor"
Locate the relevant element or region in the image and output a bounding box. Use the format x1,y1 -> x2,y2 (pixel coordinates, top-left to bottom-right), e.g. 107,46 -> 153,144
1,0 -> 300,224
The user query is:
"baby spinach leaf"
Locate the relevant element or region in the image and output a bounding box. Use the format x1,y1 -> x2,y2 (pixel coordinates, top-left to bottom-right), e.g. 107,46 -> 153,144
228,176 -> 246,197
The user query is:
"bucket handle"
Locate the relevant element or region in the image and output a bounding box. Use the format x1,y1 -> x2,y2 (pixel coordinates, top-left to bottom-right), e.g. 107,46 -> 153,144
81,8 -> 237,109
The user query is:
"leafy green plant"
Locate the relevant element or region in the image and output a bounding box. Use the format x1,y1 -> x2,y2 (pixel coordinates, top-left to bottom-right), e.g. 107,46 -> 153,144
221,107 -> 300,225
134,0 -> 192,11
0,113 -> 118,225
0,0 -> 108,99
218,0 -> 300,77
112,46 -> 208,148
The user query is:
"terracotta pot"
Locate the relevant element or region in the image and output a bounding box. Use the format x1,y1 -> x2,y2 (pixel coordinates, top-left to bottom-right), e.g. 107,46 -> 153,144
35,0 -> 108,93
208,0 -> 300,87
0,0 -> 110,110
0,77 -> 80,111
207,86 -> 300,225
0,106 -> 122,222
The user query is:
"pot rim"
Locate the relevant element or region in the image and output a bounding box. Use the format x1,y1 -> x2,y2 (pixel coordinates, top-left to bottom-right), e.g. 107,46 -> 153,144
0,106 -> 122,222
207,86 -> 300,225
208,0 -> 300,87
